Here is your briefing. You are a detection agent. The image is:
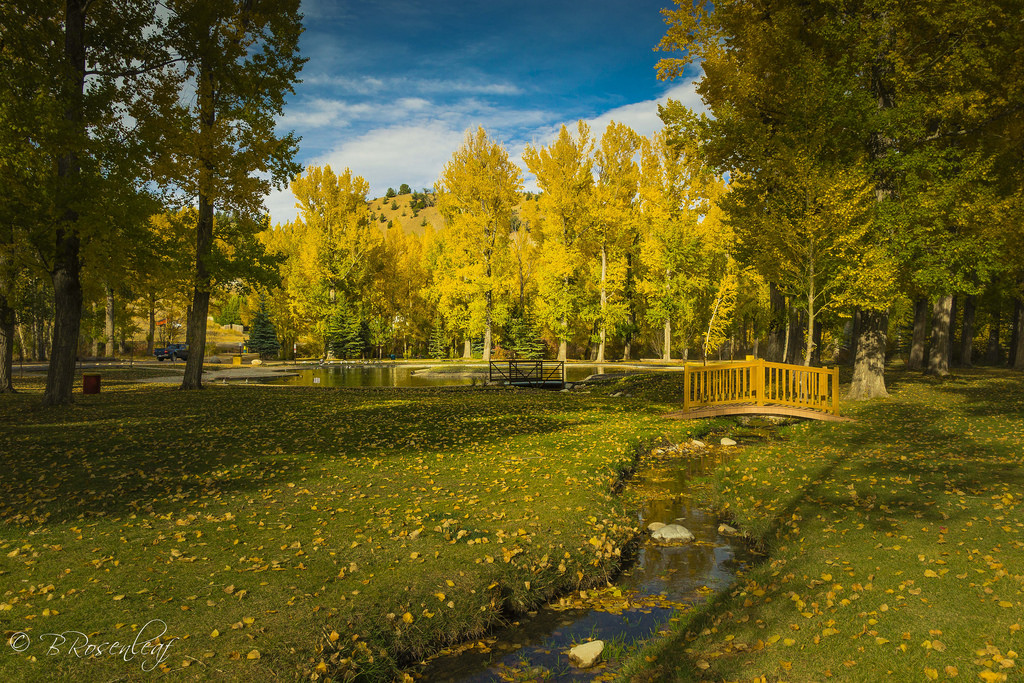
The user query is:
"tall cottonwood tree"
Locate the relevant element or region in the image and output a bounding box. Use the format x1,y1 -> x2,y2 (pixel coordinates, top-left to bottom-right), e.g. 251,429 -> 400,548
158,0 -> 304,390
436,127 -> 522,362
5,1 -> 177,404
592,122 -> 641,363
637,123 -> 726,361
523,122 -> 595,361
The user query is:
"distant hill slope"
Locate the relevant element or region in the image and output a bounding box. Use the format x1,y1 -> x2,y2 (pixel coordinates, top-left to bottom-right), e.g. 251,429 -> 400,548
366,191 -> 537,238
368,193 -> 442,237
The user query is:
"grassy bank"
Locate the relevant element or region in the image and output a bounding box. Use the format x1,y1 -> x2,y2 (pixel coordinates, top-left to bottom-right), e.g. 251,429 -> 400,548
621,369 -> 1024,682
0,374 -> 703,681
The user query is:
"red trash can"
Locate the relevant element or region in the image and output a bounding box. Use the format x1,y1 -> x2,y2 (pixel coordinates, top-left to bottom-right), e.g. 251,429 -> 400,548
83,374 -> 101,394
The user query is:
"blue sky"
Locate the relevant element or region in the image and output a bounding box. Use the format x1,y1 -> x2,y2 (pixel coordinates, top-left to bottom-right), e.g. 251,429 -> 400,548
266,0 -> 705,224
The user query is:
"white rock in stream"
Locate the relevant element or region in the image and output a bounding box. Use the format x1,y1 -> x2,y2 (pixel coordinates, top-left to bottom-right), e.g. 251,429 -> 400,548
568,640 -> 604,668
718,523 -> 738,536
651,524 -> 695,544
720,437 -> 737,446
647,522 -> 666,533
691,439 -> 706,448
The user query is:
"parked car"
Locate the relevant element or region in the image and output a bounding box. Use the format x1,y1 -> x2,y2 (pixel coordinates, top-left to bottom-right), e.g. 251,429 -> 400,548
155,343 -> 188,361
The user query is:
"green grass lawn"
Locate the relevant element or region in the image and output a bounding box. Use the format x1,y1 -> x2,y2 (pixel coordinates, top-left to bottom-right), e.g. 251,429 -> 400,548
0,373 -> 707,681
620,368 -> 1024,682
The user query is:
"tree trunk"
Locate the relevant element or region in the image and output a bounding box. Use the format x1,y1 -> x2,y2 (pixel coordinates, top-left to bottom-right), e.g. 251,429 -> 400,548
17,322 -> 29,363
181,56 -> 216,391
1014,296 -> 1024,371
926,294 -> 952,376
462,338 -> 471,359
43,0 -> 87,406
91,301 -> 100,358
848,308 -> 861,366
0,292 -> 15,393
147,292 -> 156,355
959,295 -> 976,367
766,282 -> 785,362
908,298 -> 929,370
663,318 -> 671,361
483,286 -> 492,363
557,312 -> 567,362
804,279 -> 816,367
786,305 -> 803,365
985,302 -> 1002,364
104,285 -> 115,359
811,319 -> 823,366
847,309 -> 889,400
597,245 -> 606,364
621,251 -> 635,361
948,295 -> 958,358
36,314 -> 47,362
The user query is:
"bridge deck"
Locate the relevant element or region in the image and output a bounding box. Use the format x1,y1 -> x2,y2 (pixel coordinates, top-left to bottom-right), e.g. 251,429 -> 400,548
665,403 -> 853,422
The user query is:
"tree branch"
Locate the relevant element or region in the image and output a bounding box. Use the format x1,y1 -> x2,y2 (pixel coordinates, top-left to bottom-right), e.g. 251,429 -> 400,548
85,56 -> 184,78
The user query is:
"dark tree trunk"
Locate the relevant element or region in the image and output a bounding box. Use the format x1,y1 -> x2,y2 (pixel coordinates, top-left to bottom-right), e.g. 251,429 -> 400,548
786,306 -> 804,365
985,303 -> 1002,364
45,243 -> 84,404
848,308 -> 861,366
147,292 -> 156,355
927,294 -> 953,376
1013,295 -> 1024,371
959,295 -> 976,367
621,251 -> 636,361
181,54 -> 216,391
948,295 -> 958,357
766,282 -> 785,362
848,309 -> 889,400
91,302 -> 100,358
104,285 -> 115,359
0,293 -> 15,393
810,318 -> 822,366
43,0 -> 87,406
908,298 -> 929,370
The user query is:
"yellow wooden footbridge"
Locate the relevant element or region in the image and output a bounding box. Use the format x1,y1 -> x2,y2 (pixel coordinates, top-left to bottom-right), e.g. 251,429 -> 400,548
666,359 -> 850,422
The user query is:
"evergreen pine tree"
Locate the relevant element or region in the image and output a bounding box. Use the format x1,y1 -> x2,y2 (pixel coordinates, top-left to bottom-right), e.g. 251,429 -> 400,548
509,312 -> 545,359
247,296 -> 281,359
428,318 -> 448,359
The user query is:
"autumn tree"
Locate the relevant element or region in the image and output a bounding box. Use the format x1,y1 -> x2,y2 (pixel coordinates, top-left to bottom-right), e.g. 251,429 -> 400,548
2,1 -> 181,404
523,122 -> 595,361
592,122 -> 641,363
637,124 -> 727,361
436,127 -> 522,362
287,166 -> 381,356
156,0 -> 304,390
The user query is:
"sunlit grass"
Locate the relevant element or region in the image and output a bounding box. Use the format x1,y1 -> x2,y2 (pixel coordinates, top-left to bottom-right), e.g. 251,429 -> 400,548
0,375 -> 700,681
620,369 -> 1024,682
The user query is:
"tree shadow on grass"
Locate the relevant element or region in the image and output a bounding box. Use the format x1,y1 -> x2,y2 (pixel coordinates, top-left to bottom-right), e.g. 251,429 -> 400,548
0,385 -> 610,526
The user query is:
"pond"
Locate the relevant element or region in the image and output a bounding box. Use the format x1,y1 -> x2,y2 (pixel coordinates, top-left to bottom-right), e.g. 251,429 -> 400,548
415,442 -> 758,681
263,364 -> 602,389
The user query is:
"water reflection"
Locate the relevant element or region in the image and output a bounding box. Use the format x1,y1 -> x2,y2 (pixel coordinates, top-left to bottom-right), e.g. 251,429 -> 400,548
418,447 -> 755,681
265,364 -> 597,388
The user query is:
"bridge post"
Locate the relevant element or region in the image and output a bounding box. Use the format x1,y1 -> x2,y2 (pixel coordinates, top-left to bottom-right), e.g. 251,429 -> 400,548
683,365 -> 690,412
756,358 -> 765,406
832,365 -> 840,415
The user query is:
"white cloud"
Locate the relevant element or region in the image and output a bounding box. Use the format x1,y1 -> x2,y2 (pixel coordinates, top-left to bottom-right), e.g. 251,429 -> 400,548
303,74 -> 522,97
267,120 -> 467,224
267,75 -> 709,224
511,77 -> 708,191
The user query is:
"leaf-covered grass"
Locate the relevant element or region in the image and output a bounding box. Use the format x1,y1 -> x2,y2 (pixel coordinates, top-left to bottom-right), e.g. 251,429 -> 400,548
620,368 -> 1024,682
0,378 -> 701,681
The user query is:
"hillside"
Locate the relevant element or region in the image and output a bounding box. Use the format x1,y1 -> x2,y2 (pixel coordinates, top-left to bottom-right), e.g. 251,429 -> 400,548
367,192 -> 443,237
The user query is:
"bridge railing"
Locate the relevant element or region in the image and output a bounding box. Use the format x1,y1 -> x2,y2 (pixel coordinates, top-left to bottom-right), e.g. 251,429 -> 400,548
682,359 -> 839,415
489,360 -> 565,388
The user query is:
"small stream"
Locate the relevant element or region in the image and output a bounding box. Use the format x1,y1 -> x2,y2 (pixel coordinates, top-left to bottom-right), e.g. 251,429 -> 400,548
416,439 -> 762,681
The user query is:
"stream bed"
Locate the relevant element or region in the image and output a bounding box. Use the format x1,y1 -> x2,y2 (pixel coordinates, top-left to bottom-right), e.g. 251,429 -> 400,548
416,439 -> 762,681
